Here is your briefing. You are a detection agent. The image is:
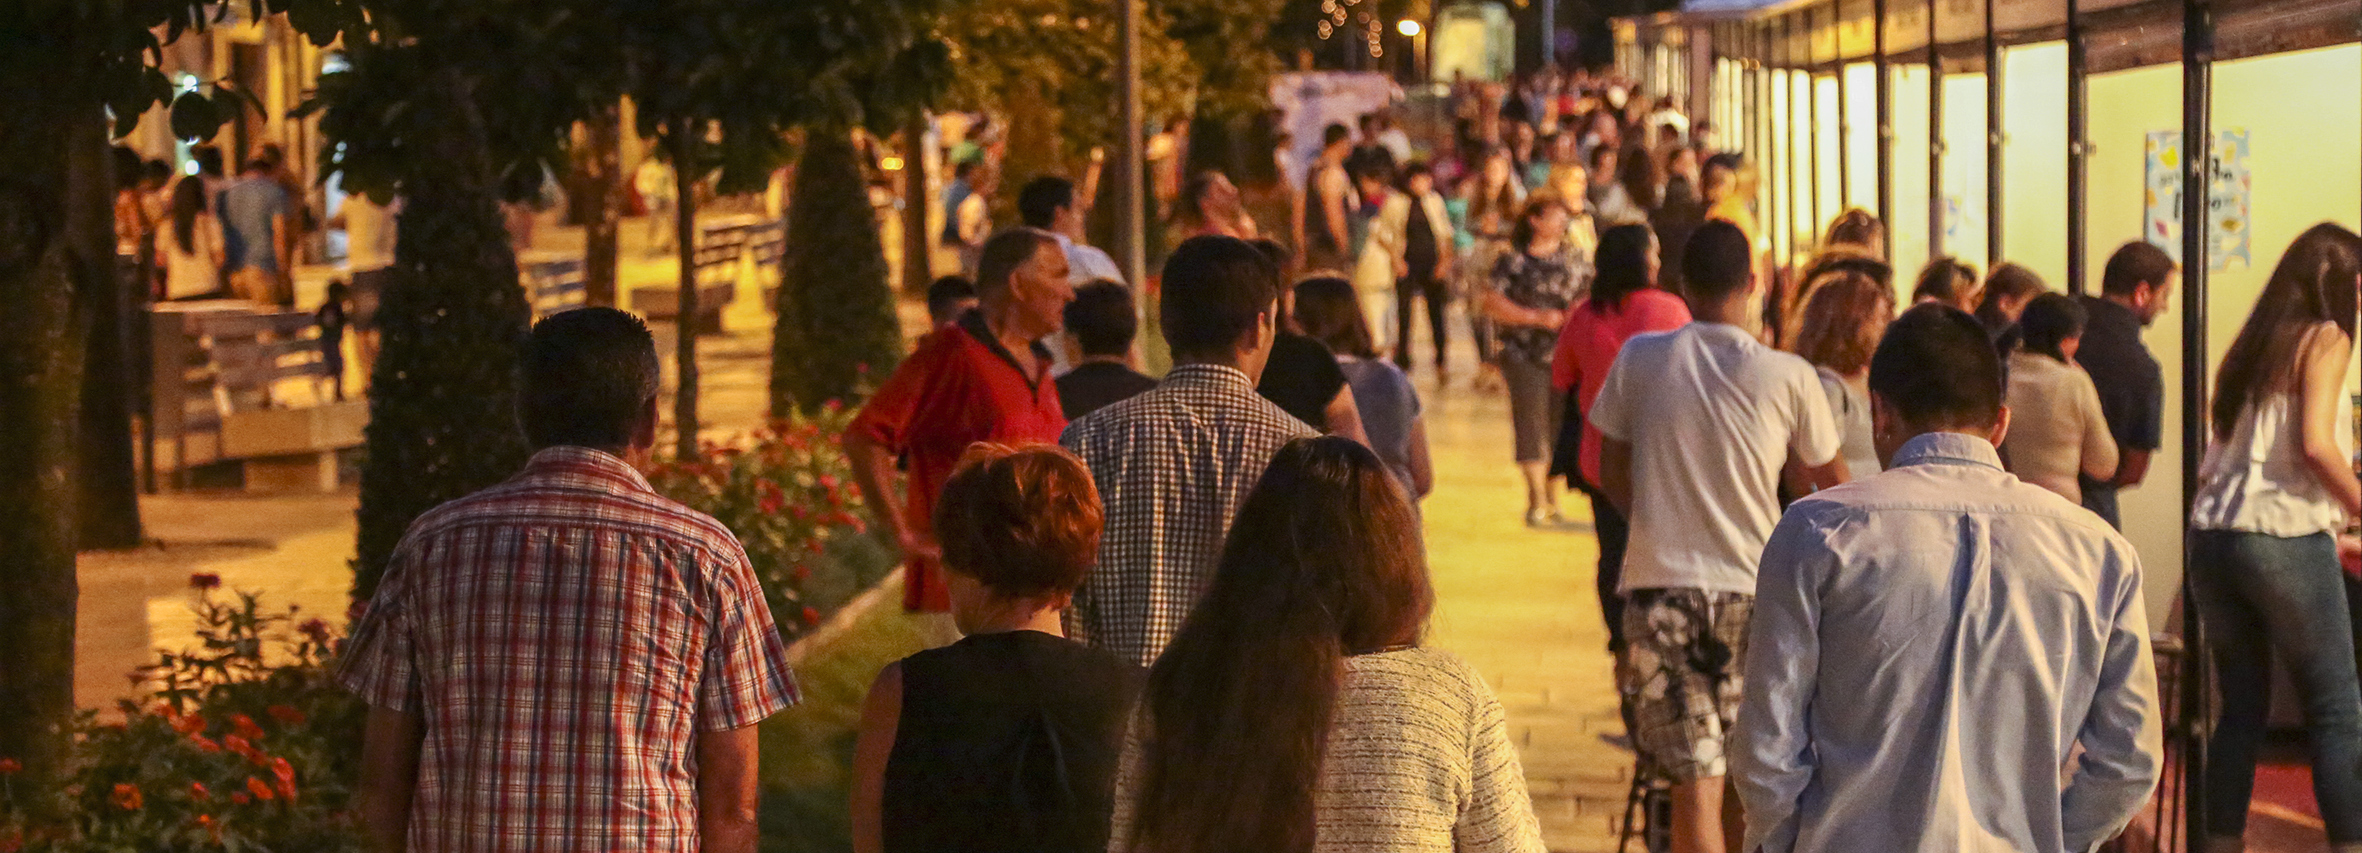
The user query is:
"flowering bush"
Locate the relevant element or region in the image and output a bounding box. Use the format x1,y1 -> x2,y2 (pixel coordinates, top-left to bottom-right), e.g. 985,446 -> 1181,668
646,407 -> 890,642
0,576 -> 365,852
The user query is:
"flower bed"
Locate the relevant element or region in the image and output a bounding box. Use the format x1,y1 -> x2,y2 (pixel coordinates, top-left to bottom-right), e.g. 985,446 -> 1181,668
643,409 -> 898,643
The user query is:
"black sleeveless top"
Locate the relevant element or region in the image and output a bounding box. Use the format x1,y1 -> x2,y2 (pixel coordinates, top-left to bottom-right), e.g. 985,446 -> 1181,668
883,630 -> 1142,853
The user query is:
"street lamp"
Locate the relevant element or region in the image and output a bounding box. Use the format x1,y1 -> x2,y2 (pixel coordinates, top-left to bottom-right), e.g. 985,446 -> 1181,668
1396,18 -> 1421,36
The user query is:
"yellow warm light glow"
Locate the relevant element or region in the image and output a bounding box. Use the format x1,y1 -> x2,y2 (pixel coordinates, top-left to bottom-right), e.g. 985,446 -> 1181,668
1396,19 -> 1421,36
881,156 -> 905,171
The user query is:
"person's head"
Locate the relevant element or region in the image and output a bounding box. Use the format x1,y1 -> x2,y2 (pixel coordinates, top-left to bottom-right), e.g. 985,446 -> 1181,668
2099,241 -> 2179,325
1587,144 -> 1618,183
140,159 -> 172,191
1397,161 -> 1434,197
1358,113 -> 1380,136
2017,292 -> 2087,363
975,229 -> 1072,340
1064,279 -> 1139,359
1160,235 -> 1283,376
250,143 -> 285,173
1479,144 -> 1514,185
1974,263 -> 2047,330
1682,219 -> 1756,305
1545,164 -> 1589,204
1793,270 -> 1895,378
1547,131 -> 1581,165
1322,123 -> 1353,154
192,146 -> 224,178
1128,436 -> 1430,853
325,279 -> 350,304
925,275 -> 978,327
1291,276 -> 1377,359
1352,159 -> 1394,196
1912,257 -> 1982,312
931,443 -> 1103,636
1511,196 -> 1570,252
169,175 -> 209,253
1821,208 -> 1886,257
1016,175 -> 1079,231
1868,304 -> 2009,466
1588,223 -> 1659,312
1180,170 -> 1242,225
953,159 -> 977,182
522,308 -> 661,455
2210,223 -> 2362,439
1662,141 -> 1698,181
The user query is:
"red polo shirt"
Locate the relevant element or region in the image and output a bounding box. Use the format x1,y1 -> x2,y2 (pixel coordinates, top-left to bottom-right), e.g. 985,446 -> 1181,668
848,312 -> 1067,612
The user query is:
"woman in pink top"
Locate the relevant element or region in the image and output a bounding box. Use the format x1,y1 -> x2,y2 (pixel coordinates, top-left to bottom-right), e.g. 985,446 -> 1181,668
1549,223 -> 1690,654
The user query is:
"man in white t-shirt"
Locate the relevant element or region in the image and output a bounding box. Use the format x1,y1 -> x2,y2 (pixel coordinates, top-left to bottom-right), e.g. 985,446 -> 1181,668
1587,219 -> 1847,853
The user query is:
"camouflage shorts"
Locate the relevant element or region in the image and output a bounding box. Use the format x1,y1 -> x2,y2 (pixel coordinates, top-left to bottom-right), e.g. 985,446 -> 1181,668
1616,588 -> 1753,783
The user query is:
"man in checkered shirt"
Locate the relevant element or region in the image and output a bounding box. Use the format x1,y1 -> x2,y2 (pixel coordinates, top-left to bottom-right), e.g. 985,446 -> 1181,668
341,308 -> 799,853
1061,236 -> 1315,666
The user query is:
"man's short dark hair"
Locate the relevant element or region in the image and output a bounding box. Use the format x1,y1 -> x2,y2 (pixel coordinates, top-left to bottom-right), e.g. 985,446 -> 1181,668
926,275 -> 976,318
523,308 -> 659,450
1323,123 -> 1352,147
1065,280 -> 1138,357
1682,220 -> 1753,302
2101,241 -> 2177,296
193,146 -> 224,177
1869,303 -> 2003,430
1017,176 -> 1075,229
953,159 -> 976,180
1160,235 -> 1281,361
976,229 -> 1060,298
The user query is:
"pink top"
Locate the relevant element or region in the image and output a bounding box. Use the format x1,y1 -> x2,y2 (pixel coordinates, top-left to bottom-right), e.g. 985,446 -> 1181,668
1552,288 -> 1693,487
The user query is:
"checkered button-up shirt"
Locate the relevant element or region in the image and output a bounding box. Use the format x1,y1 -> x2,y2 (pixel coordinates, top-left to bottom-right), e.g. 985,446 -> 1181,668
339,446 -> 799,852
1060,364 -> 1315,666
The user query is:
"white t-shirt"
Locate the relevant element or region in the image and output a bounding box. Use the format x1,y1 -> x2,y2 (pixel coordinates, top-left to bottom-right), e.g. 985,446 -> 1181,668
162,215 -> 224,299
1589,322 -> 1841,595
341,194 -> 398,272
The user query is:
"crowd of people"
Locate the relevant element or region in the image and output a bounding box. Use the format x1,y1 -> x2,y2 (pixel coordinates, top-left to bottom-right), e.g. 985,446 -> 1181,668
320,71 -> 2362,853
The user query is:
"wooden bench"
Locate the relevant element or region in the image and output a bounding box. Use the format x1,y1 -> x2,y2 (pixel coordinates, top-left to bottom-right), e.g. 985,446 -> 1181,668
149,302 -> 367,492
520,254 -> 588,318
631,220 -> 749,334
745,218 -> 786,309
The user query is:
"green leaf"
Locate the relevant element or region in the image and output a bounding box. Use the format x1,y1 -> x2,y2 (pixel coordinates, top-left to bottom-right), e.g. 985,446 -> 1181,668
168,89 -> 221,141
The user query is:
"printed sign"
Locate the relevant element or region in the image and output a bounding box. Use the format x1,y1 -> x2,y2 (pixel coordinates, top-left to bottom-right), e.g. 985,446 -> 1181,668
2143,128 -> 2252,271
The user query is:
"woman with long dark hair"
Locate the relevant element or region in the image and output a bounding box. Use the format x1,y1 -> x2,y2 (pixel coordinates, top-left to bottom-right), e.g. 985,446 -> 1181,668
1110,437 -> 1544,853
161,175 -> 225,300
1975,262 -> 2049,352
1998,293 -> 2116,503
1551,223 -> 1688,654
1488,197 -> 1586,526
2189,223 -> 2362,853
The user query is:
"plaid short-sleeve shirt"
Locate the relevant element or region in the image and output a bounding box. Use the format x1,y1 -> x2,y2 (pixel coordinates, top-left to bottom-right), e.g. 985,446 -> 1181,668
339,446 -> 799,852
1059,364 -> 1315,666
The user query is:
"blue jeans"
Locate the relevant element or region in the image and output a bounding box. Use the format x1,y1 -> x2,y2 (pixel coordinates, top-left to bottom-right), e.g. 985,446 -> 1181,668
2191,530 -> 2362,842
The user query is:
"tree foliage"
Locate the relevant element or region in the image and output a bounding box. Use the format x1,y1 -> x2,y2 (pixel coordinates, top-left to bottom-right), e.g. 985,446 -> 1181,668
940,0 -> 1201,188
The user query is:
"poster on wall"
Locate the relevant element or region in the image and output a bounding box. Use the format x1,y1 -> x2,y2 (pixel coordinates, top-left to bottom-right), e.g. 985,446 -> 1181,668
2142,129 -> 2253,271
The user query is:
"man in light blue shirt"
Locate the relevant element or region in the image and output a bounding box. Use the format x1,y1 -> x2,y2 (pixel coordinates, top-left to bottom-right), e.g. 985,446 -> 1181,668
1735,304 -> 2162,853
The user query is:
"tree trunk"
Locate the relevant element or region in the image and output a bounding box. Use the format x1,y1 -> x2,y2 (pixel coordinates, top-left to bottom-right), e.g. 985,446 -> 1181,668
0,87 -> 101,785
580,103 -> 623,307
771,129 -> 903,417
78,184 -> 143,550
900,111 -> 931,298
352,66 -> 532,603
670,124 -> 700,459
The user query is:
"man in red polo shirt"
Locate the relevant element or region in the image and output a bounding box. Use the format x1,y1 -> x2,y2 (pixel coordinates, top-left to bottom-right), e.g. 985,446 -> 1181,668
847,228 -> 1073,641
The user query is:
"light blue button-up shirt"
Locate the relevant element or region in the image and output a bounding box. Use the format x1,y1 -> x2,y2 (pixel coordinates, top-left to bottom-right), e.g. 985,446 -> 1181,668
1735,432 -> 2163,853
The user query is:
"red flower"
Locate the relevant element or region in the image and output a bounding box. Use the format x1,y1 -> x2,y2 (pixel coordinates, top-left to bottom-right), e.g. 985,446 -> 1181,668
245,776 -> 274,802
223,734 -> 255,758
232,714 -> 266,740
189,572 -> 222,590
817,474 -> 839,491
170,712 -> 205,736
792,564 -> 812,581
801,606 -> 821,625
804,538 -> 825,555
757,481 -> 786,515
111,783 -> 144,811
189,782 -> 211,801
230,792 -> 250,806
267,704 -> 307,726
268,756 -> 295,785
195,814 -> 221,842
0,829 -> 19,853
0,758 -> 19,775
189,734 -> 221,753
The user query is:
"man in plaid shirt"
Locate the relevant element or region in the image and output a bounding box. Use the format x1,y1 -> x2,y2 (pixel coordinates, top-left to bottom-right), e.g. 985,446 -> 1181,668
1061,236 -> 1315,666
341,308 -> 799,853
